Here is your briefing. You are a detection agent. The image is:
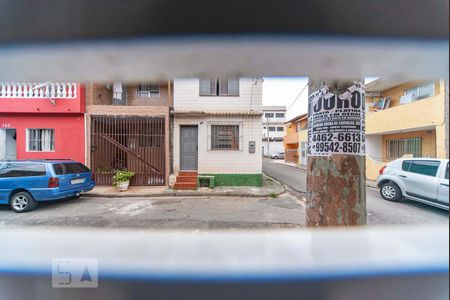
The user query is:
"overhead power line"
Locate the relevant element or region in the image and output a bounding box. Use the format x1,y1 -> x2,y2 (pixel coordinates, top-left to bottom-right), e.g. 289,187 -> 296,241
287,83 -> 309,111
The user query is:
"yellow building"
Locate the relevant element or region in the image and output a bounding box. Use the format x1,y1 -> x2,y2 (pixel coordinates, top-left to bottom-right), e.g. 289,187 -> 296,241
284,113 -> 308,165
365,79 -> 447,180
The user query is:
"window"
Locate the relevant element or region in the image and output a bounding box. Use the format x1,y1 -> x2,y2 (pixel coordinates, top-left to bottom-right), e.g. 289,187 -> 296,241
199,78 -> 239,96
264,113 -> 274,118
295,123 -> 300,132
275,113 -> 285,118
407,160 -> 440,177
53,163 -> 90,175
27,129 -> 55,152
402,160 -> 413,171
386,137 -> 422,160
137,83 -> 160,97
277,127 -> 284,132
269,127 -> 276,132
211,125 -> 239,150
405,82 -> 435,101
0,163 -> 46,178
445,163 -> 449,179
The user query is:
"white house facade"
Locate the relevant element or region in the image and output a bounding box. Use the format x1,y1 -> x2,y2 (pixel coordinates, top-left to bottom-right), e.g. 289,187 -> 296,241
262,106 -> 286,156
172,78 -> 263,188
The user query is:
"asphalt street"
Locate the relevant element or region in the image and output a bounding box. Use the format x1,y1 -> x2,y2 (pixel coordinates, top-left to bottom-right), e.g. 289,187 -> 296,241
263,158 -> 449,225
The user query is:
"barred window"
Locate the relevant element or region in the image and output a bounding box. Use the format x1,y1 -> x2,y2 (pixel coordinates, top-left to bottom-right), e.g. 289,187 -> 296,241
386,137 -> 422,160
138,83 -> 160,97
27,129 -> 55,152
211,125 -> 240,150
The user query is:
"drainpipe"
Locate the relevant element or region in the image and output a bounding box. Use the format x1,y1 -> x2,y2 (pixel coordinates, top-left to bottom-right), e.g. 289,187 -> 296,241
168,80 -> 174,174
306,79 -> 367,226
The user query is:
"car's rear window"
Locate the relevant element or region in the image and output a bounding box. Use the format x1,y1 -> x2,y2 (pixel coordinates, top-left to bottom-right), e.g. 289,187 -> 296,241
408,160 -> 441,177
53,163 -> 90,175
0,163 -> 46,178
402,160 -> 412,171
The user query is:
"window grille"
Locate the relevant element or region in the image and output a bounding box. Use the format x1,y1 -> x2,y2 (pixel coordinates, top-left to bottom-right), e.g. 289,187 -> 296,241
138,83 -> 160,97
386,137 -> 422,160
207,122 -> 243,150
27,129 -> 55,151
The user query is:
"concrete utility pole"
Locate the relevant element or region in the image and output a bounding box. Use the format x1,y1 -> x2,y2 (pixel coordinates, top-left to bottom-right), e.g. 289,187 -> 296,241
306,79 -> 367,226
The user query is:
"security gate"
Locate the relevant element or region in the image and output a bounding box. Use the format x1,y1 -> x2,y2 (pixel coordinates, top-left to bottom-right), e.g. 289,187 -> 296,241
91,116 -> 165,186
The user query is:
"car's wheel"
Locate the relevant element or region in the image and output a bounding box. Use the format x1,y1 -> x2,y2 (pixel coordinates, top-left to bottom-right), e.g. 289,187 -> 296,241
10,191 -> 37,213
380,182 -> 402,202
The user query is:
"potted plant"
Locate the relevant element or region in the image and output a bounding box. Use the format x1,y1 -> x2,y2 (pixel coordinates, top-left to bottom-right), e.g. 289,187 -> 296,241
113,170 -> 135,192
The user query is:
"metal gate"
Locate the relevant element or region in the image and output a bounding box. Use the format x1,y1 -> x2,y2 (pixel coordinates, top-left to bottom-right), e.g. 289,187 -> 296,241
91,116 -> 165,186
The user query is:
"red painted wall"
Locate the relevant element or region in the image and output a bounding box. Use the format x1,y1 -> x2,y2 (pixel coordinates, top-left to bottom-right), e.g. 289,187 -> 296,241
0,114 -> 85,163
0,85 -> 85,114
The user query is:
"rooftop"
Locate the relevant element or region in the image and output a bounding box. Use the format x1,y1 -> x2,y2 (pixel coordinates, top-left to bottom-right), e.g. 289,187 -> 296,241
285,113 -> 308,124
262,106 -> 286,112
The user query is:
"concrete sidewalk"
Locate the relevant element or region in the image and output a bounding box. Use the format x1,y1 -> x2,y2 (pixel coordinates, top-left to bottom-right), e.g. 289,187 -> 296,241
86,175 -> 285,198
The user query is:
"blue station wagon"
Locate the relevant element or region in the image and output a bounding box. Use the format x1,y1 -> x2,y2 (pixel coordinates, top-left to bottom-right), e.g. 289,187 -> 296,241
0,160 -> 95,212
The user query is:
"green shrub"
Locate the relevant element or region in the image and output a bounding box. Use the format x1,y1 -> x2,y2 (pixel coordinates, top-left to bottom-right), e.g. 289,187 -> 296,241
113,170 -> 135,187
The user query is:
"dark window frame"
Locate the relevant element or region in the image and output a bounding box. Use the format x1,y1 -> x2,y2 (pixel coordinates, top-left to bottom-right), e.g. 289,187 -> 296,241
199,78 -> 239,96
210,124 -> 240,151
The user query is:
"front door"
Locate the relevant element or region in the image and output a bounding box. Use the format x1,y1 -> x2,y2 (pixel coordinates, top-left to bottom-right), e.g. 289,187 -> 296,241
180,126 -> 198,170
5,129 -> 17,160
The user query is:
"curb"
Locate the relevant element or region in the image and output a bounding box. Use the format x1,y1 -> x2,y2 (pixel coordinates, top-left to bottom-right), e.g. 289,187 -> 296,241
267,161 -> 379,190
84,192 -> 281,198
84,185 -> 286,199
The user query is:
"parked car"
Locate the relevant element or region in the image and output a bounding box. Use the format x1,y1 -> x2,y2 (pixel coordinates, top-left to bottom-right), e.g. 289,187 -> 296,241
270,152 -> 285,159
0,160 -> 95,212
377,158 -> 449,210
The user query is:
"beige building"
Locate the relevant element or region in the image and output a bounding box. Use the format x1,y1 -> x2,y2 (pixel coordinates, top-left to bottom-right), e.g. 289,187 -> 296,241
365,79 -> 447,180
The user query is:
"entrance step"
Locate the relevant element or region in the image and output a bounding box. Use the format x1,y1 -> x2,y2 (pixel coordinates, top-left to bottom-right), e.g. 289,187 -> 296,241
174,171 -> 198,190
176,176 -> 197,183
174,182 -> 197,190
178,171 -> 198,177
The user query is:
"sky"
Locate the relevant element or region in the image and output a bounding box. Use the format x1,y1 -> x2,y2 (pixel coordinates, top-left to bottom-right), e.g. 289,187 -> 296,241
262,77 -> 309,121
262,77 -> 378,121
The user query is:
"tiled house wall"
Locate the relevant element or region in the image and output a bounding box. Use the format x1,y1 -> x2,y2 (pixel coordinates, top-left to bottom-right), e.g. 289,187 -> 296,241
173,78 -> 262,113
173,116 -> 262,174
173,78 -> 263,186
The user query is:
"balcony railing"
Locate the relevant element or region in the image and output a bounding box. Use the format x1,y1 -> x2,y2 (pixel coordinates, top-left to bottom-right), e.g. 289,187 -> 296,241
0,83 -> 77,99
